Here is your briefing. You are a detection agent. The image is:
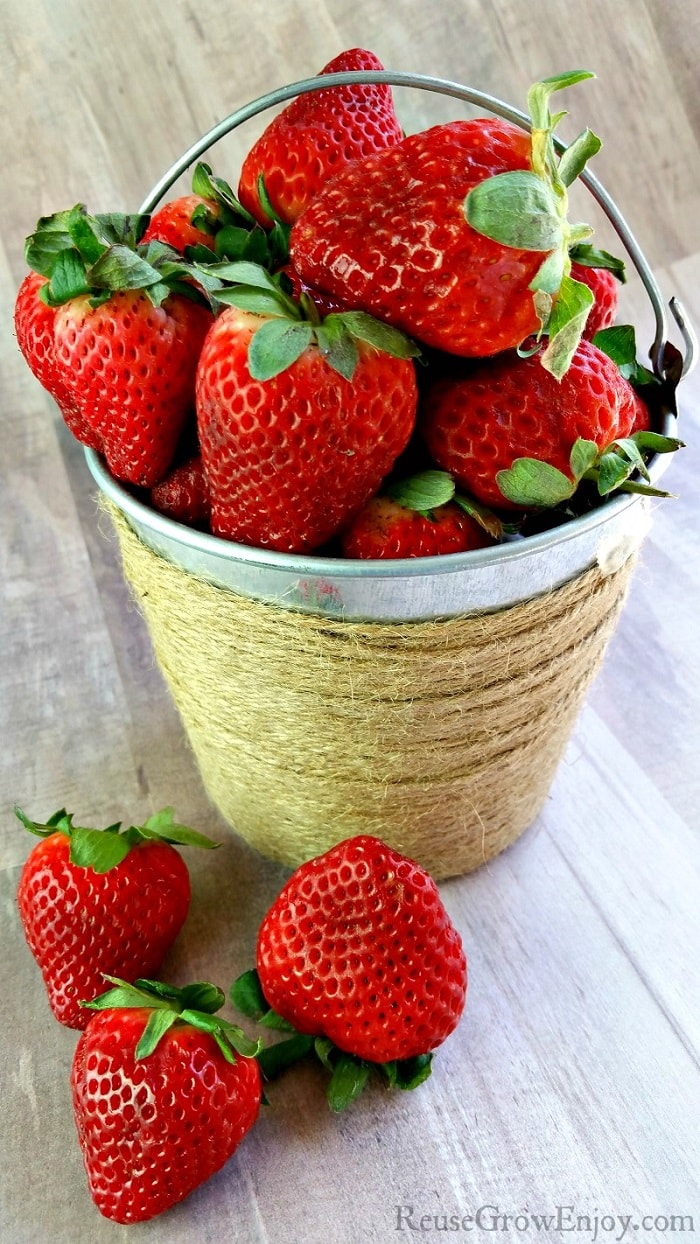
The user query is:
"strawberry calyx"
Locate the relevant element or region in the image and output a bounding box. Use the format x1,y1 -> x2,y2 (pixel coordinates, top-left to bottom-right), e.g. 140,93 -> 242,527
498,323 -> 684,509
496,429 -> 684,509
568,242 -> 626,283
231,968 -> 433,1112
208,260 -> 421,381
13,804 -> 218,873
24,204 -> 219,310
82,975 -> 262,1063
386,469 -> 518,539
465,70 -> 603,379
186,162 -> 290,271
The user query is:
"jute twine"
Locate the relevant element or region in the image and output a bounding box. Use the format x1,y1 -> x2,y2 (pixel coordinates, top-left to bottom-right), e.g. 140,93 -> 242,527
107,503 -> 636,879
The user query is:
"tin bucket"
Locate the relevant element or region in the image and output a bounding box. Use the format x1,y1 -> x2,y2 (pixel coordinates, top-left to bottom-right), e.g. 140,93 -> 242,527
87,72 -> 694,878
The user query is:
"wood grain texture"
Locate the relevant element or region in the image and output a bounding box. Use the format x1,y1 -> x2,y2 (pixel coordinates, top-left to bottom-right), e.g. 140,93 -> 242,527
1,2 -> 698,1241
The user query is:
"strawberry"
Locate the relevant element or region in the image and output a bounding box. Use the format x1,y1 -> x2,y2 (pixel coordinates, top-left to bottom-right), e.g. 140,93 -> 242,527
141,161 -> 287,269
18,205 -> 214,486
238,48 -> 403,227
571,261 -> 621,339
56,290 -> 212,486
13,271 -> 102,449
341,469 -> 499,558
72,978 -> 261,1223
291,72 -> 606,377
195,263 -> 419,552
149,453 -> 211,527
15,805 -> 217,1028
421,338 -> 674,512
142,193 -> 221,254
232,835 -> 467,1110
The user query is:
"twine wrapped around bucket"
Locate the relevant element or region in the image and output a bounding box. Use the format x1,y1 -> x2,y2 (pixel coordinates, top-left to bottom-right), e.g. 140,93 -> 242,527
107,503 -> 636,879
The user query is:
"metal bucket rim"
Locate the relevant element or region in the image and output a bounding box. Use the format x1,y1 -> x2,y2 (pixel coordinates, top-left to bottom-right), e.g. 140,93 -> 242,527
86,446 -> 669,581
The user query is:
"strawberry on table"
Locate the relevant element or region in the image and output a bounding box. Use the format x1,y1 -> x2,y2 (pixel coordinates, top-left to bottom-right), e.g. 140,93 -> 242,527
238,48 -> 403,227
72,977 -> 261,1223
232,835 -> 468,1111
291,72 -> 620,376
341,469 -> 500,559
15,805 -> 217,1028
16,205 -> 214,486
195,262 -> 420,552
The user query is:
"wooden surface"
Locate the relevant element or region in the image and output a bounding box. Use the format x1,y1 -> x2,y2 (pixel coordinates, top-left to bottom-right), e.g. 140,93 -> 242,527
1,2 -> 699,1241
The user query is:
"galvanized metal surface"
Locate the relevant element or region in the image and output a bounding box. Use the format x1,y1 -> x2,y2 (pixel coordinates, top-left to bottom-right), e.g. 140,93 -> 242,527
88,72 -> 692,622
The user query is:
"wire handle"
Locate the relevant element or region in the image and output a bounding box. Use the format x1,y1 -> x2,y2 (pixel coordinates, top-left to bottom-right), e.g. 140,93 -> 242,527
140,70 -> 696,381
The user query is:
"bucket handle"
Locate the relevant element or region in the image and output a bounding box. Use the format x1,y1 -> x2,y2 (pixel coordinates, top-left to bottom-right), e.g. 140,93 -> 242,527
139,70 -> 696,381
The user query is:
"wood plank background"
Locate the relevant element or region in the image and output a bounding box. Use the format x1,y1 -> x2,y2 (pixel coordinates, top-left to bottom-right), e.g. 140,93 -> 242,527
1,2 -> 698,1242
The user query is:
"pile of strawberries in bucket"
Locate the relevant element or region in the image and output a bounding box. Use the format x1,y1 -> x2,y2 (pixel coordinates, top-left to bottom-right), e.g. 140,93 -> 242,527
14,49 -> 681,561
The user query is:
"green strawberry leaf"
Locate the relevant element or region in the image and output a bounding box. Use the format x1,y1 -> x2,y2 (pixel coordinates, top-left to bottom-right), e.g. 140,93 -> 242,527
191,161 -> 257,227
315,318 -> 358,381
452,493 -> 509,539
44,248 -> 91,305
592,324 -> 657,386
95,212 -> 150,248
14,805 -> 73,838
497,458 -> 576,508
569,438 -> 599,481
178,982 -> 226,1013
557,128 -> 602,188
530,246 -> 568,295
135,1008 -> 180,1058
333,311 -> 421,361
386,470 -> 456,513
327,1053 -> 371,1113
568,243 -> 626,282
179,1010 -> 261,1059
81,977 -> 176,1012
68,825 -> 132,872
256,1033 -> 316,1079
630,431 -> 684,454
230,969 -> 269,1020
230,969 -> 294,1030
596,450 -> 638,495
137,807 -> 219,850
248,319 -> 314,381
215,286 -> 292,317
67,205 -> 107,265
540,272 -> 594,379
381,1053 -> 434,1091
24,208 -> 81,277
87,244 -> 165,293
189,202 -> 220,237
314,1036 -> 336,1072
465,170 -> 565,252
208,260 -> 281,291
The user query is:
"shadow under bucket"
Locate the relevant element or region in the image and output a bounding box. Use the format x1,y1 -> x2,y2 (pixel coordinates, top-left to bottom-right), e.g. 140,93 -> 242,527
87,71 -> 693,879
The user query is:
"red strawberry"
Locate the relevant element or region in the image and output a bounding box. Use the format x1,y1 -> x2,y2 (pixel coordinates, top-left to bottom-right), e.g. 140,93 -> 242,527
291,73 -> 604,373
149,453 -> 211,527
142,193 -> 221,254
14,271 -> 102,449
238,48 -> 403,227
55,289 -> 212,487
421,339 -> 646,510
572,262 -> 619,338
253,835 -> 467,1069
195,270 -> 419,552
15,806 -> 217,1028
18,205 -> 214,486
72,978 -> 261,1223
341,469 -> 497,558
